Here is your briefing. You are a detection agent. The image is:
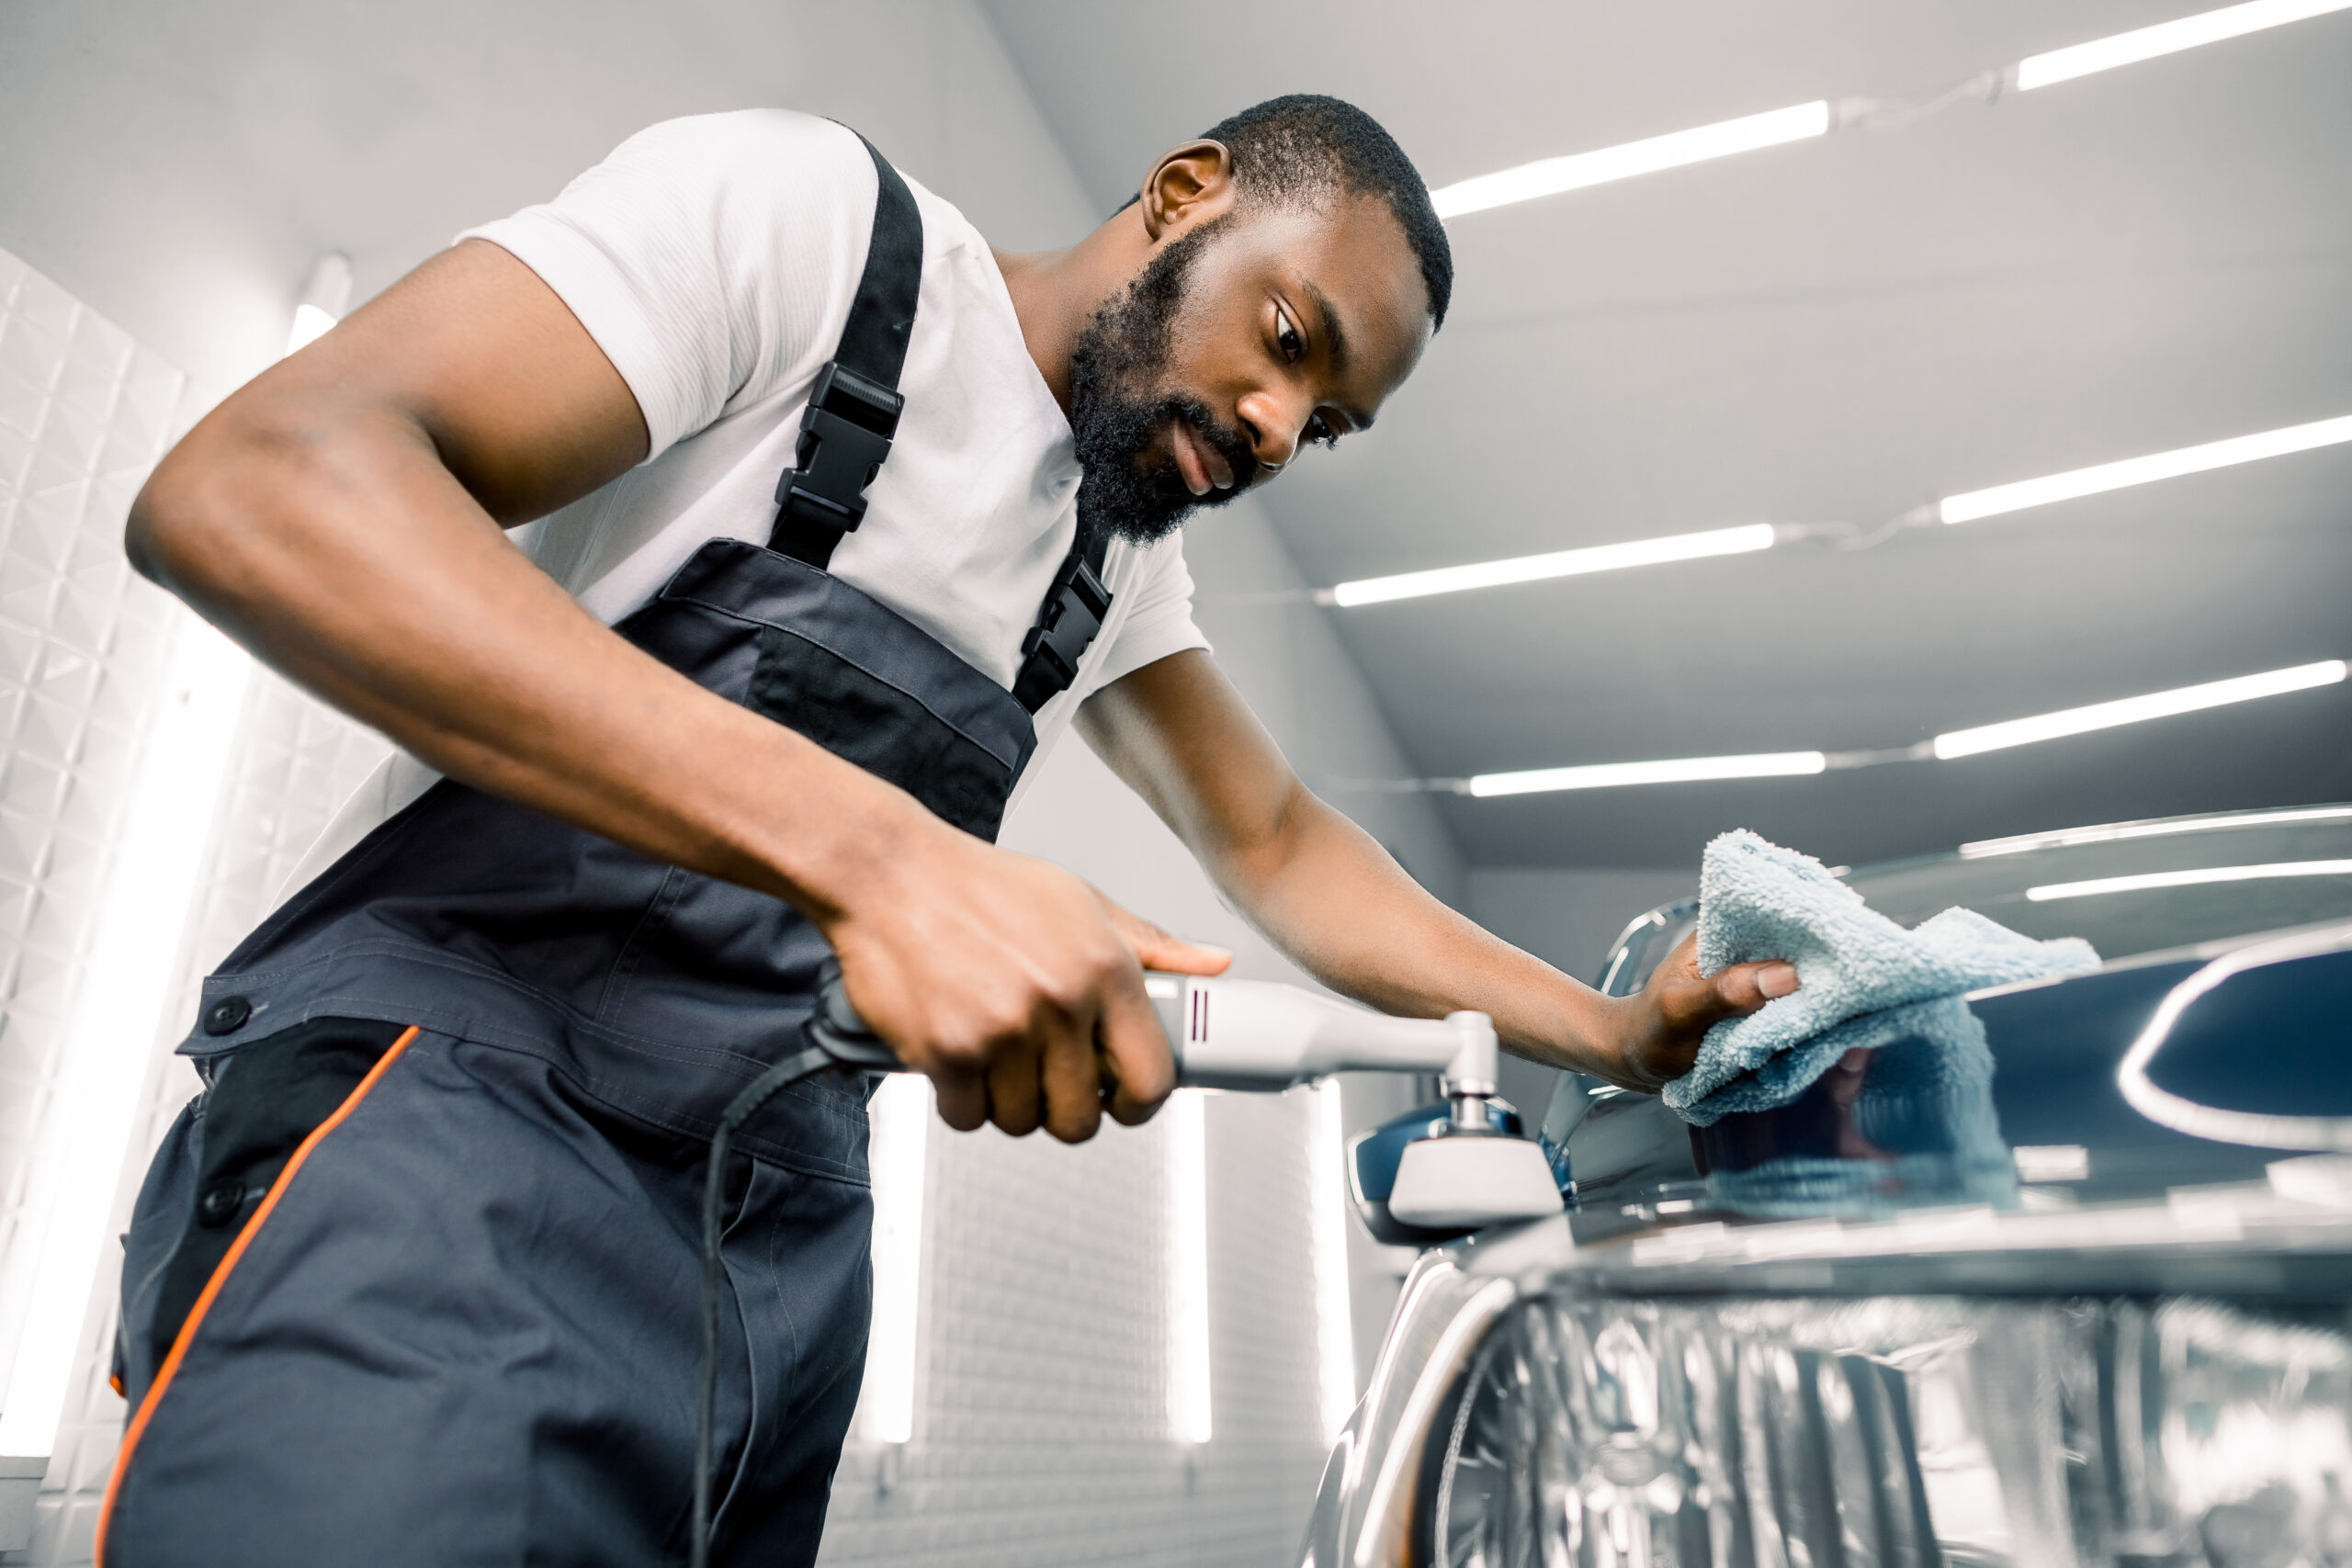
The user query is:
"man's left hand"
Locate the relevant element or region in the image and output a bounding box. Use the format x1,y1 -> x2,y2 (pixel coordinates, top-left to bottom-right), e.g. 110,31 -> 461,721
1590,932 -> 1798,1091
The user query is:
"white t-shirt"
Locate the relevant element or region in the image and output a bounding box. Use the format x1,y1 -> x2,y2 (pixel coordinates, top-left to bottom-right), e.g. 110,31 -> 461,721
283,109 -> 1205,895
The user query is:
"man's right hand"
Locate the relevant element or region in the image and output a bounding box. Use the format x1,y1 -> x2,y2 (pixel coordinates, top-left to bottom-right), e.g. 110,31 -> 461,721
820,815 -> 1230,1143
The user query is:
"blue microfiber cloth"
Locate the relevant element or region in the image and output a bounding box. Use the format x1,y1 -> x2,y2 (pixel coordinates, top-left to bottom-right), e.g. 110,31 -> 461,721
1702,996 -> 2020,1218
1663,829 -> 2100,1126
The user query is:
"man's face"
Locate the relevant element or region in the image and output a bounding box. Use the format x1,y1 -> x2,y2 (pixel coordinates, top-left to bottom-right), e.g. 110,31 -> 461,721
1068,193 -> 1432,546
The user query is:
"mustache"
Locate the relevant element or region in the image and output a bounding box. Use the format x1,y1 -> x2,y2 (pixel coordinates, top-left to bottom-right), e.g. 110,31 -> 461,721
1167,397 -> 1259,493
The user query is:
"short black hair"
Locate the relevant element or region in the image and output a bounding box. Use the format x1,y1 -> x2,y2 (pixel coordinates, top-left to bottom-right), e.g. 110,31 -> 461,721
1146,95 -> 1453,332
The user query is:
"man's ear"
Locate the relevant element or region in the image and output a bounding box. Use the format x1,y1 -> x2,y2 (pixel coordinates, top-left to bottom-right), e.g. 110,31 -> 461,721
1139,140 -> 1236,241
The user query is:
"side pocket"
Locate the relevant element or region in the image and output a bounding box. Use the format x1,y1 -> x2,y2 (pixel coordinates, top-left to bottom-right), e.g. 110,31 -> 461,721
136,1019 -> 415,1377
96,1021 -> 420,1568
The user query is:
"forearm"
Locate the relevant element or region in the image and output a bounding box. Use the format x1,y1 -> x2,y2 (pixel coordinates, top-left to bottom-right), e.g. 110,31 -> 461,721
1211,788 -> 1626,1074
1076,654 -> 1628,1075
130,385 -> 930,924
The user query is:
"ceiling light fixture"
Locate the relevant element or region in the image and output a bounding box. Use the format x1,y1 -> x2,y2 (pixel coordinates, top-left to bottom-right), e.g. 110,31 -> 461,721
2015,0 -> 2352,90
1431,2 -> 2352,226
1325,524 -> 1776,608
1932,660 -> 2346,760
1962,805 -> 2352,858
1412,660 -> 2342,797
1939,412 -> 2352,525
1164,1089 -> 1213,1445
1430,101 -> 1832,220
0,616 -> 252,1465
2027,859 -> 2352,901
1318,407 -> 2352,609
285,252 -> 353,358
856,1075 -> 927,1445
1468,750 -> 1827,798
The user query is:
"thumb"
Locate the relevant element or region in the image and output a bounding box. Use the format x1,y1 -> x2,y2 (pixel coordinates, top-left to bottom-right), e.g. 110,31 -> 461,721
1098,896 -> 1233,976
1713,959 -> 1800,1018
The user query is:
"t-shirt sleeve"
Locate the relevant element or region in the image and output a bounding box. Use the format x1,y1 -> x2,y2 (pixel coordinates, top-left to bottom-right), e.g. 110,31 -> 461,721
458,109 -> 873,460
1091,534 -> 1212,692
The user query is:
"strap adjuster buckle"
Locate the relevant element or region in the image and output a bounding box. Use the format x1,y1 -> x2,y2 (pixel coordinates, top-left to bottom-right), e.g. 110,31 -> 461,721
1012,552 -> 1114,711
774,361 -> 906,537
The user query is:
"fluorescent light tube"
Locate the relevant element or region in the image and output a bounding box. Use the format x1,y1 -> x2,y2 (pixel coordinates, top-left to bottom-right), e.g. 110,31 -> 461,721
0,615 -> 251,1462
857,1074 -> 928,1445
284,252 -> 353,358
1469,750 -> 1826,797
285,304 -> 336,356
1939,412 -> 2352,524
1962,805 -> 2352,858
1431,101 -> 1831,220
2017,0 -> 2352,91
2027,859 -> 2352,901
1309,1083 -> 1356,1446
1330,524 -> 1775,608
1164,1089 -> 1212,1445
1932,660 -> 2346,760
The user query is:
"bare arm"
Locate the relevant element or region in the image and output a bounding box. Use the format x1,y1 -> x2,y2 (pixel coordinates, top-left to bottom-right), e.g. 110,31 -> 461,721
130,239 -> 1219,1139
1076,650 -> 1795,1089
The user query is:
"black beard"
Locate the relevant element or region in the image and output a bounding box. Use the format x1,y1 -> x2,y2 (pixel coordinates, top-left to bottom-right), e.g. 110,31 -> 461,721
1066,219 -> 1260,551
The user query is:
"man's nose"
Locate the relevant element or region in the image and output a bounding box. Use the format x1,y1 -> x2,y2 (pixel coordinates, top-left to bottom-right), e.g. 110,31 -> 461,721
1236,388 -> 1307,476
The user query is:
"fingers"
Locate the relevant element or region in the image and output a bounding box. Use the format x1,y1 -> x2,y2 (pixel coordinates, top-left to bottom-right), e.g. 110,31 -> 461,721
1099,896 -> 1233,977
1096,963 -> 1178,1129
933,1063 -> 988,1134
1712,959 -> 1800,1017
1037,992 -> 1104,1145
986,1037 -> 1044,1138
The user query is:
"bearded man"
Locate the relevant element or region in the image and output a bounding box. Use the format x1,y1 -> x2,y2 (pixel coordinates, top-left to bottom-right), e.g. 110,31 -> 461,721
101,96 -> 1797,1566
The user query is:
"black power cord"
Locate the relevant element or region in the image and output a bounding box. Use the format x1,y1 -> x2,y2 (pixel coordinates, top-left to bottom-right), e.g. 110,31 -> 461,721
693,960 -> 898,1568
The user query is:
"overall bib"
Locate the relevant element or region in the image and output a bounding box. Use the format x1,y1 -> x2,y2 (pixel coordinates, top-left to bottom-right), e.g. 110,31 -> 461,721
99,136 -> 1114,1568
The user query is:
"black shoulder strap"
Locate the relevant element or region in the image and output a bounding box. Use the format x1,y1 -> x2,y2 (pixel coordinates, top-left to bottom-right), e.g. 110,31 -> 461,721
1010,526 -> 1114,713
771,130 -> 1115,714
770,132 -> 924,567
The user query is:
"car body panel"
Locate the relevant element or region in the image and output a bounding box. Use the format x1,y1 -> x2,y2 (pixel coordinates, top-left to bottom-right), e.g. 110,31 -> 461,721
1298,806 -> 2352,1568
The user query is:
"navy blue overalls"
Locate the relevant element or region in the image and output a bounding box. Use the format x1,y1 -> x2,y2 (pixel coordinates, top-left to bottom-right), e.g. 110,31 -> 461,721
100,135 -> 1117,1567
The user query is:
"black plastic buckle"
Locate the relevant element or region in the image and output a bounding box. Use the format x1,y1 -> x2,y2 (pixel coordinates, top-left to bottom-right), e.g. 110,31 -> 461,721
1012,552 -> 1114,710
773,361 -> 905,537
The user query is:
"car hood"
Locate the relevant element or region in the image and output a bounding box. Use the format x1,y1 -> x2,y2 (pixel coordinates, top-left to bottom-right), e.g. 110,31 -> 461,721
1553,919 -> 2352,1243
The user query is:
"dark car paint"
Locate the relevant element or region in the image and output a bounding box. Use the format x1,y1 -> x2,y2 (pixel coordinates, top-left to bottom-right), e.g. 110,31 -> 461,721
1560,945 -> 2352,1238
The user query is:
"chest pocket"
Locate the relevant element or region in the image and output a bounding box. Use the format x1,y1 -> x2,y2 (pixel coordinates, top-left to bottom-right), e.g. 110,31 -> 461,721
746,625 -> 1015,841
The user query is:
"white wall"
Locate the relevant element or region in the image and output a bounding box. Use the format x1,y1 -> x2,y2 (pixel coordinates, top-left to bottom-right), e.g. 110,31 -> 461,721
0,4 -> 1465,1563
1464,864 -> 1697,1122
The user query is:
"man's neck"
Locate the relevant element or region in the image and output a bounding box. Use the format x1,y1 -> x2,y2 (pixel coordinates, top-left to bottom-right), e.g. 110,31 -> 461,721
991,207 -> 1153,422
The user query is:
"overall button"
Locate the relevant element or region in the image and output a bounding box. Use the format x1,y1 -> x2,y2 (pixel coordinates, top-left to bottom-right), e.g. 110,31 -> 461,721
203,996 -> 252,1035
196,1183 -> 247,1228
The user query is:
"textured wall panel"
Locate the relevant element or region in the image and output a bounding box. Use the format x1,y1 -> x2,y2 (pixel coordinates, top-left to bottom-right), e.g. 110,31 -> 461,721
0,245 -> 208,1568
820,1088 -> 1332,1568
0,246 -> 394,1567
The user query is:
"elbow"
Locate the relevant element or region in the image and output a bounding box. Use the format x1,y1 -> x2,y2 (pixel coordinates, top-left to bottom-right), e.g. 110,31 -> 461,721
123,479 -> 175,587
126,434 -> 232,596
124,405 -> 293,604
1213,776 -> 1322,900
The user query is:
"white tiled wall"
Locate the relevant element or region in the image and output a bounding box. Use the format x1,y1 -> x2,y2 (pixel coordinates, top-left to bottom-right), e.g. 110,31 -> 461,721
0,245 -> 216,1567
0,245 -> 1349,1567
822,1089 -> 1330,1568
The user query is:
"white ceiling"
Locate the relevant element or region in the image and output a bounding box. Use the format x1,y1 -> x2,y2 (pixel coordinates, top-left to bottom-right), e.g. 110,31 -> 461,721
981,0 -> 2352,867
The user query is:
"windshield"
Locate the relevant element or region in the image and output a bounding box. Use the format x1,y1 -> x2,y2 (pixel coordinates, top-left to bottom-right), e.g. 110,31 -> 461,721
1599,805 -> 2352,996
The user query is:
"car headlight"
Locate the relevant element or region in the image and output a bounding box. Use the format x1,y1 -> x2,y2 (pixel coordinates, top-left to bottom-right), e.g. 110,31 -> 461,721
1422,1292 -> 2352,1568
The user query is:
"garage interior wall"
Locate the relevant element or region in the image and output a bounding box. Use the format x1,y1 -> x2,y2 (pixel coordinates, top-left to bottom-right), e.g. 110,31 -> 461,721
1464,865 -> 1704,1121
0,3 -> 1467,1563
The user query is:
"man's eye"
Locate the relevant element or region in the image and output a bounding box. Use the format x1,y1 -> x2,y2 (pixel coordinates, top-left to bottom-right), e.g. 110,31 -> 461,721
1275,303 -> 1306,363
1306,414 -> 1339,450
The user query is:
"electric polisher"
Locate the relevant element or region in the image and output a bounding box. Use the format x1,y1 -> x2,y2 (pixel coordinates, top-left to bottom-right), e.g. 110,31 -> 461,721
692,960 -> 1559,1568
